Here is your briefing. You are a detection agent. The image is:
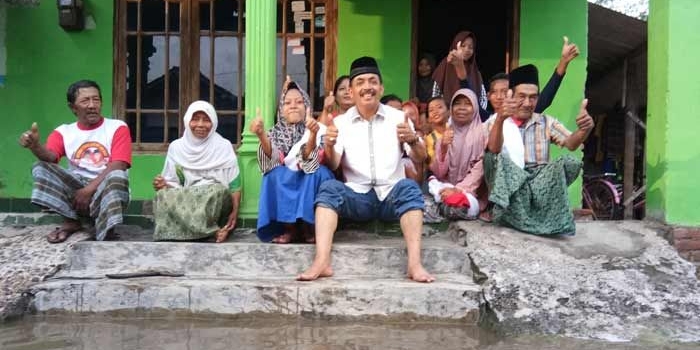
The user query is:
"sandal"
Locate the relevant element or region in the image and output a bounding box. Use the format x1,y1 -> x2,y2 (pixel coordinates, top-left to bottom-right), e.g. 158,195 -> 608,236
46,224 -> 81,244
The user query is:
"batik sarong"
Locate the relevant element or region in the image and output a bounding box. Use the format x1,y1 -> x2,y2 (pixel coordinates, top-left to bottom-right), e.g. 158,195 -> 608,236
484,152 -> 582,235
153,183 -> 232,241
30,161 -> 130,241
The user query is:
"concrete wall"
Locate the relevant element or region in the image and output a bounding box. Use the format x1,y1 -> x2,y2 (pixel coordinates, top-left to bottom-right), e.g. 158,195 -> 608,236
0,1 -> 113,198
519,0 -> 589,206
337,0 -> 412,100
647,0 -> 700,225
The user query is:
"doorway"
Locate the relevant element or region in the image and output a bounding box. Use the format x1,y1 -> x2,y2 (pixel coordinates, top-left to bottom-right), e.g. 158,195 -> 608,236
414,0 -> 516,98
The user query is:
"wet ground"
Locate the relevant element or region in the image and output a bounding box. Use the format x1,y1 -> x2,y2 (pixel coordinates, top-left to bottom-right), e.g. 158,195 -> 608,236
1,316 -> 698,350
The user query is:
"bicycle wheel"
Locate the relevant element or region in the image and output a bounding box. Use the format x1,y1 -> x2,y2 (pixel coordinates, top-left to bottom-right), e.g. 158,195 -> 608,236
584,180 -> 619,220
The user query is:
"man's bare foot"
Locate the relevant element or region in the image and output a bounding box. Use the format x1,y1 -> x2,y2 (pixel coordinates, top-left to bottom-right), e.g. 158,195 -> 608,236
296,263 -> 334,281
407,265 -> 435,283
46,221 -> 81,244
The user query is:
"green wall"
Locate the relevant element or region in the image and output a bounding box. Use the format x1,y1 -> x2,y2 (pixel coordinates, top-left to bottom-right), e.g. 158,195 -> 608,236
519,0 -> 589,207
337,0 -> 412,100
0,1 -> 113,198
647,0 -> 700,225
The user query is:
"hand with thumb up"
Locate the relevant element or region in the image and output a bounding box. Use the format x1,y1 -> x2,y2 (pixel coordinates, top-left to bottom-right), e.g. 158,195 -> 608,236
323,91 -> 335,113
575,99 -> 594,132
325,118 -> 338,148
19,122 -> 40,150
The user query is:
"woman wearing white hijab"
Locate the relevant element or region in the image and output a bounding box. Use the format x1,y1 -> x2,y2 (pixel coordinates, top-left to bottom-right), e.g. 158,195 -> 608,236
152,100 -> 241,243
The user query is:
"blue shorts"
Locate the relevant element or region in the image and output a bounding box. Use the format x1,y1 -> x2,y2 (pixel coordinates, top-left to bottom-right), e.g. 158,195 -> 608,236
314,179 -> 424,221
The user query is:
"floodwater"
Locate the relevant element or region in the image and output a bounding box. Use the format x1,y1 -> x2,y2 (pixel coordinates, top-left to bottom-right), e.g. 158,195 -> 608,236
1,316 -> 698,350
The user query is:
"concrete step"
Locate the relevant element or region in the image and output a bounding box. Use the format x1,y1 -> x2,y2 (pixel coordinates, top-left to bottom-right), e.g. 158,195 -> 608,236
55,234 -> 471,279
29,274 -> 482,321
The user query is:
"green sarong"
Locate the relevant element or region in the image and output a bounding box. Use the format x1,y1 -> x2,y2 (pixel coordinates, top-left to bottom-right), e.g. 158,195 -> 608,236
484,152 -> 581,235
153,183 -> 232,241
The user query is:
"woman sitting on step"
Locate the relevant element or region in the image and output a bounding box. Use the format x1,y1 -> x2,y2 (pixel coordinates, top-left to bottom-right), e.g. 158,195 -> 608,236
251,77 -> 334,244
152,100 -> 241,243
428,88 -> 488,220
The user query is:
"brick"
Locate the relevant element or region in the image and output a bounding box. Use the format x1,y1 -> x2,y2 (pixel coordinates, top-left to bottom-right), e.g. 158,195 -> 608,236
674,239 -> 700,252
672,227 -> 700,240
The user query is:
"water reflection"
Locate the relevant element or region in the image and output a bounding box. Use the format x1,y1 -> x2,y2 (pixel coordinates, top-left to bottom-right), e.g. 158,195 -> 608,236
0,316 -> 697,350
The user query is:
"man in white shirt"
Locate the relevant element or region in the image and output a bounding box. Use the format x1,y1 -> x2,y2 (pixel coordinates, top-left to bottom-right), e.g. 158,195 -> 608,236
297,57 -> 434,283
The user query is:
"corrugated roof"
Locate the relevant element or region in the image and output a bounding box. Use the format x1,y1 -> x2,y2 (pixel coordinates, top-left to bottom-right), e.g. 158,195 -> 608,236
587,2 -> 647,84
1,0 -> 39,6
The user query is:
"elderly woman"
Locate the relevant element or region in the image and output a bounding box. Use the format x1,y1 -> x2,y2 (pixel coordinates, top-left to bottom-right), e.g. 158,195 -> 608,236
152,101 -> 241,243
251,79 -> 334,244
428,89 -> 487,220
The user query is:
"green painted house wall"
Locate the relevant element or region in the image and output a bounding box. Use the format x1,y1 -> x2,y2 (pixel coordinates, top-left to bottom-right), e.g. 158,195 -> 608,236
519,0 -> 589,207
337,0 -> 412,100
0,1 -> 114,198
8,0 -> 695,226
647,0 -> 700,225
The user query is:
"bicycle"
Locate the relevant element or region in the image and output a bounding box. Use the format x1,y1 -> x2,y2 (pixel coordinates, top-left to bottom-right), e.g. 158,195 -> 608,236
582,173 -> 621,220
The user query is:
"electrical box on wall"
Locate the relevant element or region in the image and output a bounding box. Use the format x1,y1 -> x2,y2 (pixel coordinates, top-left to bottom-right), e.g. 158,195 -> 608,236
57,0 -> 84,31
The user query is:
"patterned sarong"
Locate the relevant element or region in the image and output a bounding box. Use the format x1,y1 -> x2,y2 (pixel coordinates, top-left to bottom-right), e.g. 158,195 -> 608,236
153,183 -> 232,241
484,152 -> 582,235
30,161 -> 130,241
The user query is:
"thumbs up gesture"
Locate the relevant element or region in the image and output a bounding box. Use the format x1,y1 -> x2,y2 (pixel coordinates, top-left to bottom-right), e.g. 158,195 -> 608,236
19,122 -> 40,149
561,35 -> 579,64
499,89 -> 517,121
576,99 -> 594,132
304,107 -> 320,135
249,108 -> 265,136
323,91 -> 335,113
325,117 -> 338,148
397,112 -> 417,145
441,126 -> 454,146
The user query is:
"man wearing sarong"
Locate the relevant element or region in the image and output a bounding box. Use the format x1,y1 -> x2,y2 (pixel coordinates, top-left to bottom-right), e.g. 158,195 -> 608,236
297,56 -> 434,283
18,80 -> 132,243
483,64 -> 594,235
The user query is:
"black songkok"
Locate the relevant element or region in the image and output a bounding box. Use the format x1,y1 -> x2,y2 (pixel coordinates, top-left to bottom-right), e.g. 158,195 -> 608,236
349,56 -> 382,82
509,64 -> 539,89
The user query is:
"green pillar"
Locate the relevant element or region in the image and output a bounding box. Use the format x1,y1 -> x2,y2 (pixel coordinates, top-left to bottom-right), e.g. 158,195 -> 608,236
647,0 -> 700,225
239,0 -> 276,219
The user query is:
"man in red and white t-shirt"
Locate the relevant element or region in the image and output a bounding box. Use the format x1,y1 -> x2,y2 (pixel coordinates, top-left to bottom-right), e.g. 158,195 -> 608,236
19,80 -> 132,243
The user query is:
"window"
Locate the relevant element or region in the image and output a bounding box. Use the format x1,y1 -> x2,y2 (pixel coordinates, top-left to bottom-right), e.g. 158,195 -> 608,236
114,0 -> 336,151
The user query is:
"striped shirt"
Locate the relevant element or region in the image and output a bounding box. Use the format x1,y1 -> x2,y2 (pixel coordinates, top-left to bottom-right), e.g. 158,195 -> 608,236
484,113 -> 571,167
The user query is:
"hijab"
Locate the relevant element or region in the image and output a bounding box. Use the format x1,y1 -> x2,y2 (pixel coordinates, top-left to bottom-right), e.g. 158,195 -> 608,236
432,31 -> 484,104
446,88 -> 486,184
268,80 -> 311,156
167,100 -> 238,172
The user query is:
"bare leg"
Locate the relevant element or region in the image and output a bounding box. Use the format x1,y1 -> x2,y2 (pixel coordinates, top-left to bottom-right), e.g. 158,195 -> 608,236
400,209 -> 435,283
296,206 -> 336,281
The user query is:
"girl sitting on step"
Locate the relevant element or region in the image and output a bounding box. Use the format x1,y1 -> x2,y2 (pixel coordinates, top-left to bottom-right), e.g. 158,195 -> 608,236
251,77 -> 334,244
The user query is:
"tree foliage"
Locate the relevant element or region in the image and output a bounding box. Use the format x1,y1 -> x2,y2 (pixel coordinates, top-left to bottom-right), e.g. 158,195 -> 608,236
589,0 -> 648,21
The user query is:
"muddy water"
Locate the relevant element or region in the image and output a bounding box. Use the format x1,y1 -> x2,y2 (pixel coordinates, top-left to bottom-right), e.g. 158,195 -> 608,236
0,316 -> 697,350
